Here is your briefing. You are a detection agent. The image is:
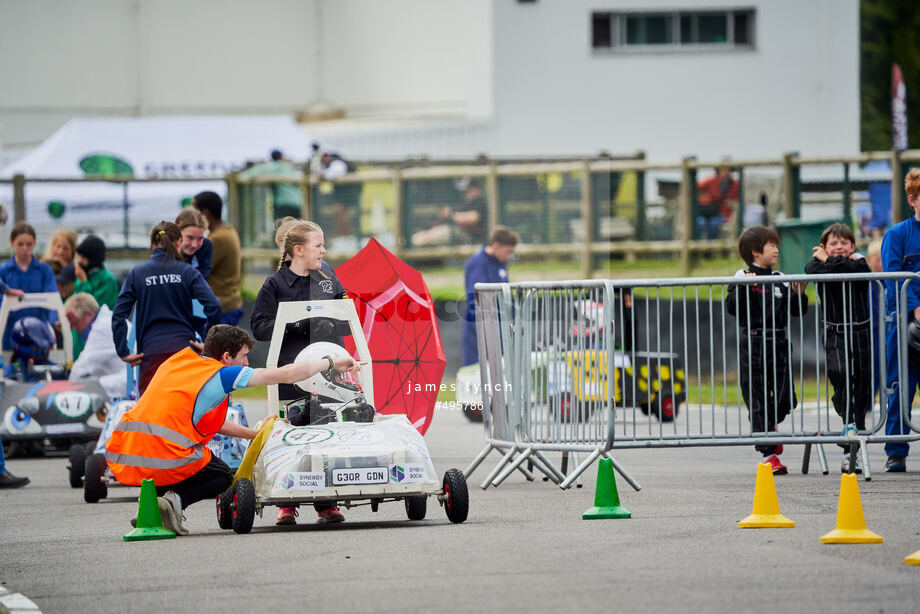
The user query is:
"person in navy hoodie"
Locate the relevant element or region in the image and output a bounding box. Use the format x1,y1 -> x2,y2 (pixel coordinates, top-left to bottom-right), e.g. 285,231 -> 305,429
112,221 -> 221,395
462,227 -> 519,366
0,222 -> 53,349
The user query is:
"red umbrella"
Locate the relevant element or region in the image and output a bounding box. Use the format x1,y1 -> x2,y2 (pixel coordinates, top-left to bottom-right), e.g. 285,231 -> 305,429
335,238 -> 445,434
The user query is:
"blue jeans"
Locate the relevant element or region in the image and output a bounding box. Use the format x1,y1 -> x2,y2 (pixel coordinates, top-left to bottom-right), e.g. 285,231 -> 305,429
0,436 -> 6,473
697,215 -> 724,240
884,322 -> 920,457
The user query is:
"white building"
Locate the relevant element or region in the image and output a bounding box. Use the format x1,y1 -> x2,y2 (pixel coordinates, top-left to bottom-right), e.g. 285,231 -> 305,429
0,0 -> 858,164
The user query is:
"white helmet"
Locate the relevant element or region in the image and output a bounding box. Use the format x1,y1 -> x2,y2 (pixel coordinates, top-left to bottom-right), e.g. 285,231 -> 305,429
293,341 -> 361,402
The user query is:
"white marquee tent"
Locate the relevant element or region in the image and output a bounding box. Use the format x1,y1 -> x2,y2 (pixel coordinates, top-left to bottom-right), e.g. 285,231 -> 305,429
0,116 -> 312,247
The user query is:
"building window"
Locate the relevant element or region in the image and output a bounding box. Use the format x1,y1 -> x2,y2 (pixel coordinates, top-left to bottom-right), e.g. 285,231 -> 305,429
592,9 -> 755,51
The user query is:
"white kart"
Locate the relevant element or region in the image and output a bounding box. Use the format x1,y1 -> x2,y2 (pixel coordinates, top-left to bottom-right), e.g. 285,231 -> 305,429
217,298 -> 469,533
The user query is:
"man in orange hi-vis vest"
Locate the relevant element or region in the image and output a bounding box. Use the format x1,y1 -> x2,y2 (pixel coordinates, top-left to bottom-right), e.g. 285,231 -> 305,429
106,324 -> 361,535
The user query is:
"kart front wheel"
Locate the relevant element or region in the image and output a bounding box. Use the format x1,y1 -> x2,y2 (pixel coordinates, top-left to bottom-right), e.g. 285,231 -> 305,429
231,478 -> 256,534
68,443 -> 86,488
405,496 -> 427,520
83,453 -> 108,503
216,487 -> 233,530
442,468 -> 469,524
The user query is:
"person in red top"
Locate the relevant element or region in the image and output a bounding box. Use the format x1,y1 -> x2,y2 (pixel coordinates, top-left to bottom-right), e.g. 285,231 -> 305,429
106,324 -> 361,536
697,164 -> 739,240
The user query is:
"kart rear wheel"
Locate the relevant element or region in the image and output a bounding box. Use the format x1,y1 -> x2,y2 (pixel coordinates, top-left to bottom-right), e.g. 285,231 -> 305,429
84,440 -> 97,455
68,443 -> 86,488
84,453 -> 108,503
462,403 -> 483,423
442,468 -> 468,524
405,496 -> 427,520
216,487 -> 233,530
231,478 -> 256,534
654,397 -> 678,423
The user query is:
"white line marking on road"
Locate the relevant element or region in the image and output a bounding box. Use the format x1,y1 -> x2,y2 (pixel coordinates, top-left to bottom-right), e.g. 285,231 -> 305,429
0,584 -> 42,613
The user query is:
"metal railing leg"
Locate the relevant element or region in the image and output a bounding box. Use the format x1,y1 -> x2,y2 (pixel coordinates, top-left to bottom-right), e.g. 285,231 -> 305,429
858,438 -> 871,481
492,447 -> 534,487
559,449 -> 601,490
571,451 -> 584,488
605,453 -> 642,492
531,450 -> 565,484
464,443 -> 494,479
480,446 -> 516,490
802,443 -> 812,474
817,443 -> 829,475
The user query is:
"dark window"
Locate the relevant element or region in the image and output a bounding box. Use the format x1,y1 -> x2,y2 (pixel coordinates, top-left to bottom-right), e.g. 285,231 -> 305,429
592,13 -> 612,48
626,15 -> 673,45
592,9 -> 754,51
697,14 -> 727,43
734,12 -> 751,45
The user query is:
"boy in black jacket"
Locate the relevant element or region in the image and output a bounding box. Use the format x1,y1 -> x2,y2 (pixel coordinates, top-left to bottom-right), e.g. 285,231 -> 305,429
726,226 -> 809,474
805,223 -> 872,473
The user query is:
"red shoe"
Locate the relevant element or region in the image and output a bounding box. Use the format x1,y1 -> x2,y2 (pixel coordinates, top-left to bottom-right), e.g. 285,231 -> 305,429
774,444 -> 784,455
275,506 -> 298,526
763,454 -> 787,475
317,506 -> 345,524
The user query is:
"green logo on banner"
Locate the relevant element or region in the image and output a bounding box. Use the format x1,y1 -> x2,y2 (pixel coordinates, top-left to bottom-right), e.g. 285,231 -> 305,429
47,201 -> 66,219
78,154 -> 134,177
181,197 -> 193,208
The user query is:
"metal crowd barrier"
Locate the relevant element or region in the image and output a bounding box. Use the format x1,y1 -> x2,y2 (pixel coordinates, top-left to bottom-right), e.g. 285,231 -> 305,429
464,274 -> 920,490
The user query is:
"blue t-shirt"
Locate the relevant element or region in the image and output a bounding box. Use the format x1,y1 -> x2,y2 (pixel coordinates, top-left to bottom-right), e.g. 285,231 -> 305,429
192,365 -> 254,429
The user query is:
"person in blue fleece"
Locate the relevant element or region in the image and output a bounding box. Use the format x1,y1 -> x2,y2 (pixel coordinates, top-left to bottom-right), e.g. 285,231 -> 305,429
111,221 -> 221,395
880,168 -> 920,473
462,227 -> 519,366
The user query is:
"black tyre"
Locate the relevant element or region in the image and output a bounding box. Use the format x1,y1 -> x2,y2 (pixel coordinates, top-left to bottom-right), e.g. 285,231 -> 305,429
216,487 -> 233,530
405,495 -> 427,520
231,478 -> 256,534
84,440 -> 97,455
68,443 -> 86,488
637,402 -> 651,416
653,397 -> 678,423
83,453 -> 108,503
442,468 -> 469,524
462,403 -> 483,423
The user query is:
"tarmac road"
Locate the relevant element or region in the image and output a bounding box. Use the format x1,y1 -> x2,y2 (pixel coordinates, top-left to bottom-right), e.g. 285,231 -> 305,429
2,402 -> 920,613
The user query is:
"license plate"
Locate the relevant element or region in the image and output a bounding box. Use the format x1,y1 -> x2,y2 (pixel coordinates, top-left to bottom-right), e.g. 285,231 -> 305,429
332,467 -> 388,485
46,423 -> 85,435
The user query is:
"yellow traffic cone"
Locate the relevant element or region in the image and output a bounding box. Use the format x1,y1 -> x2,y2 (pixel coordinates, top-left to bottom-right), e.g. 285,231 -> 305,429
905,549 -> 920,565
738,462 -> 795,528
820,473 -> 882,544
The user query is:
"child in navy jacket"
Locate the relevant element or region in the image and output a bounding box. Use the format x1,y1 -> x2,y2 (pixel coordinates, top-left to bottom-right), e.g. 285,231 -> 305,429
250,219 -> 349,526
112,221 -> 221,395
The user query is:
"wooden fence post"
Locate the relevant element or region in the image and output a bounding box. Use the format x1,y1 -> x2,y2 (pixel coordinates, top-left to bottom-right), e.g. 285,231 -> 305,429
580,159 -> 593,279
679,157 -> 694,275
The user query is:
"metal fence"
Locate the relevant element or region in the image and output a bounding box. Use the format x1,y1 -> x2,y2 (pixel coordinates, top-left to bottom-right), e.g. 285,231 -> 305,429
3,149 -> 920,272
465,274 -> 920,491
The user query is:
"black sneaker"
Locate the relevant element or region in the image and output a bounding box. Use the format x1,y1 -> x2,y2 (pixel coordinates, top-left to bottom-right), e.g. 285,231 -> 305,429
0,470 -> 30,488
885,456 -> 907,473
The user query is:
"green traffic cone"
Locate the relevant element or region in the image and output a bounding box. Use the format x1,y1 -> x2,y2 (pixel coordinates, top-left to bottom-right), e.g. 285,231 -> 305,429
583,458 -> 631,519
123,478 -> 176,542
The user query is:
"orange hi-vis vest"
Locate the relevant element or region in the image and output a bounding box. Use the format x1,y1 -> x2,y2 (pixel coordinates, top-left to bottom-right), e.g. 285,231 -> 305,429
106,348 -> 229,486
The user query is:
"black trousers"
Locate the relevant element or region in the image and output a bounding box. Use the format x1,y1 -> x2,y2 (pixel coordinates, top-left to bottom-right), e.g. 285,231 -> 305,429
740,335 -> 796,455
156,454 -> 233,510
825,327 -> 872,430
